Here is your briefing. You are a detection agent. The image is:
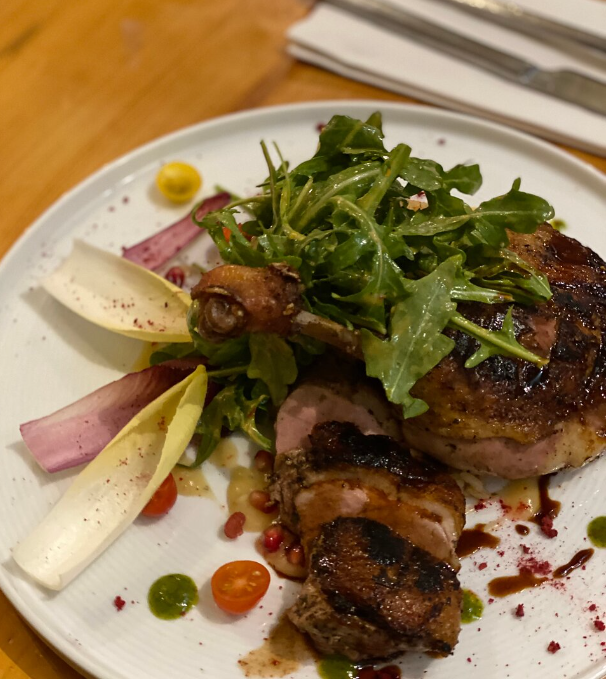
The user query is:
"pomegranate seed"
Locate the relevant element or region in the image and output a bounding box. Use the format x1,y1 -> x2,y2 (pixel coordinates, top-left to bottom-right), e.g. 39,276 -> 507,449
165,266 -> 185,287
358,667 -> 377,679
286,543 -> 305,566
254,450 -> 274,473
224,511 -> 245,539
378,667 -> 401,679
249,490 -> 277,514
263,526 -> 284,552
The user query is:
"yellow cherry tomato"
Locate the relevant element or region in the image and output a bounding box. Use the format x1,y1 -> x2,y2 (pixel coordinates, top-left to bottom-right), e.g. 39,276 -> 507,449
156,162 -> 202,203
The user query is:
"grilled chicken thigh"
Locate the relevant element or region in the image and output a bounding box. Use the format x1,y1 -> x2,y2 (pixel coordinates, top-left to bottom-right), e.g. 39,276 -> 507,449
271,422 -> 465,660
289,517 -> 461,661
405,224 -> 606,478
195,224 -> 606,479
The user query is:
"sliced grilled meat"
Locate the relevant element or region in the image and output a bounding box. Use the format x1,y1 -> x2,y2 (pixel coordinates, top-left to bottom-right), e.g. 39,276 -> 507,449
289,517 -> 461,661
275,378 -> 402,455
404,224 -> 606,478
272,421 -> 465,568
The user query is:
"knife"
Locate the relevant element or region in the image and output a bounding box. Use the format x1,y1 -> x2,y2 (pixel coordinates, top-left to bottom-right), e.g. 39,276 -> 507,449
432,0 -> 606,59
325,0 -> 606,117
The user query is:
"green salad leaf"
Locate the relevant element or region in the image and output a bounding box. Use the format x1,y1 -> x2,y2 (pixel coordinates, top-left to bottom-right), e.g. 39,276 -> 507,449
247,333 -> 298,406
193,379 -> 272,467
180,111 -> 555,451
361,260 -> 457,418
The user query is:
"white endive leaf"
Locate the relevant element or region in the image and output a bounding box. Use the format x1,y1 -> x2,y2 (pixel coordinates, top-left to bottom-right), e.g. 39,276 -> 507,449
43,240 -> 191,342
13,365 -> 207,590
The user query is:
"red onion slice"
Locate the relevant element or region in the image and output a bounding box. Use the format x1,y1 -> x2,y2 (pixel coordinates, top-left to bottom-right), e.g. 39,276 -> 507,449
20,361 -> 202,473
122,192 -> 231,270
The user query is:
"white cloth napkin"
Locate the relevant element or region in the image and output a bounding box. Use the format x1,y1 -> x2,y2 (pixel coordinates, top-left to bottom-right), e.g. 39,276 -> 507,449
288,0 -> 606,156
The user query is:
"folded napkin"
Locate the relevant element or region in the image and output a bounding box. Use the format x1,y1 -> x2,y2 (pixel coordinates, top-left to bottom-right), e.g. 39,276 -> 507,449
288,0 -> 606,156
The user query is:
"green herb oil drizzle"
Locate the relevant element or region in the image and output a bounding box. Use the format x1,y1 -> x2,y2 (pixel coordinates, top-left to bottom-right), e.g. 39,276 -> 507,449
588,517 -> 606,548
148,573 -> 199,620
461,589 -> 484,624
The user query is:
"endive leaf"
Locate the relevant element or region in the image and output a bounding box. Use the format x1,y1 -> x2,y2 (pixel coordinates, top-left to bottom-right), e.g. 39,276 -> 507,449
43,240 -> 191,342
20,360 -> 202,473
13,365 -> 207,590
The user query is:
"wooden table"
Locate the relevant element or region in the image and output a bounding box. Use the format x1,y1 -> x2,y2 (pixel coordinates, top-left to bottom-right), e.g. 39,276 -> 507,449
0,1 -> 604,677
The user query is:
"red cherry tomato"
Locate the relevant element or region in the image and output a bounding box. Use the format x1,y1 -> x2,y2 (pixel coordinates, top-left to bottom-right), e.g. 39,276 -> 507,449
142,474 -> 178,517
211,560 -> 270,614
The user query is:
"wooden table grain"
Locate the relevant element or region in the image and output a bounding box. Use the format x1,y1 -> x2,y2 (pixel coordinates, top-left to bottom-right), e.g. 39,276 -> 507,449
0,1 -> 604,677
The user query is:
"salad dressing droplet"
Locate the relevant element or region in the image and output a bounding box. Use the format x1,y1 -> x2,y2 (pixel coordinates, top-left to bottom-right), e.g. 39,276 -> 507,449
174,467 -> 215,500
553,549 -> 594,578
456,524 -> 500,558
498,478 -> 539,521
227,466 -> 276,532
239,613 -> 315,677
209,438 -> 240,469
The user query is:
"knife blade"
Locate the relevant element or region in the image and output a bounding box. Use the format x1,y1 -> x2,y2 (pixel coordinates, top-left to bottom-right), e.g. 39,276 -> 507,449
325,0 -> 606,116
432,0 -> 606,58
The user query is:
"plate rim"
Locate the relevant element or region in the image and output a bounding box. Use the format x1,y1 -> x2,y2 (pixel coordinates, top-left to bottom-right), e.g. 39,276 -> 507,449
1,99 -> 606,679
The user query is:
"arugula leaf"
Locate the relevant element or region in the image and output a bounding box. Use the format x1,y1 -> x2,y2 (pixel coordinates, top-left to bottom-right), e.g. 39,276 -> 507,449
471,179 -> 555,247
361,260 -> 457,418
451,310 -> 548,368
316,114 -> 386,160
358,144 -> 411,216
443,163 -> 482,195
194,381 -> 271,466
247,334 -> 298,405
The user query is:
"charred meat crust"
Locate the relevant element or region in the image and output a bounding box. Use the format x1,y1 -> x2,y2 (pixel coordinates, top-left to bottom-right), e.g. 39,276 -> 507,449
272,421 -> 464,535
191,263 -> 303,341
289,517 -> 461,660
272,421 -> 465,567
307,421 -> 450,484
408,224 -> 606,445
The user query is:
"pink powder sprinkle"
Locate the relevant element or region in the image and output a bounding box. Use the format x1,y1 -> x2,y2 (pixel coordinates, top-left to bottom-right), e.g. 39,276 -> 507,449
547,641 -> 561,654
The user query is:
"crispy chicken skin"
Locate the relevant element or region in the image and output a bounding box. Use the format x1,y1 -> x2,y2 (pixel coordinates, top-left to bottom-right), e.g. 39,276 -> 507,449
190,263 -> 302,341
404,224 -> 606,478
289,517 -> 461,661
272,422 -> 464,566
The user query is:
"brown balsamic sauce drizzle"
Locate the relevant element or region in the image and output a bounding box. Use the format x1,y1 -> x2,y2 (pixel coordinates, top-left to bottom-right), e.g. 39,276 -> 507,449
456,523 -> 501,558
553,549 -> 594,578
515,524 -> 530,536
488,571 -> 548,598
531,474 -> 561,526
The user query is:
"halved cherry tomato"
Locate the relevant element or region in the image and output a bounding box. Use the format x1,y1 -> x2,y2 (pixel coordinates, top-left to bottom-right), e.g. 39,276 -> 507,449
156,161 -> 201,203
211,560 -> 270,614
142,473 -> 178,517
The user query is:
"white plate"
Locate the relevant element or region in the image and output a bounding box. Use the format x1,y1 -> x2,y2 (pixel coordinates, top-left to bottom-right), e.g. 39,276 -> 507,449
1,101 -> 606,679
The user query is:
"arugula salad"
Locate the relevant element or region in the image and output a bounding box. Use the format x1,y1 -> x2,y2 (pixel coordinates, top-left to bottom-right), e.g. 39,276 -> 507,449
157,111 -> 554,466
